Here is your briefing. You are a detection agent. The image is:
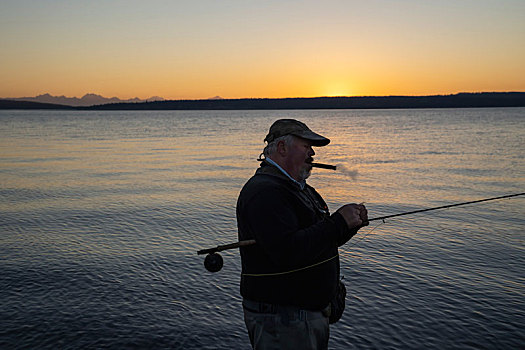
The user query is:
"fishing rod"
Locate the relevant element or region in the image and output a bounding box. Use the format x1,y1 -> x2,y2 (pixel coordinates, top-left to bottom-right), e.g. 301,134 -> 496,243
366,192 -> 524,222
197,192 -> 524,272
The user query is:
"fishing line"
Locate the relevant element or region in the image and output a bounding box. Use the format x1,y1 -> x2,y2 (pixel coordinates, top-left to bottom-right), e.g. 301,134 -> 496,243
242,254 -> 339,277
347,220 -> 386,248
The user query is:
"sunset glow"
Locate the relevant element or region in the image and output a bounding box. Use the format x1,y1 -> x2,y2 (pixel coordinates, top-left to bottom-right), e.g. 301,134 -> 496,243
1,0 -> 524,100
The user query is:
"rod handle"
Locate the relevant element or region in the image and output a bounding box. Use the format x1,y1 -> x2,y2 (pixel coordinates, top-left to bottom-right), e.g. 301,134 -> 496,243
197,239 -> 256,255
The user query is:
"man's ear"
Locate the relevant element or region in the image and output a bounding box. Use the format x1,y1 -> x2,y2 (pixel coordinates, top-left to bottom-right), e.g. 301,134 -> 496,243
276,140 -> 287,156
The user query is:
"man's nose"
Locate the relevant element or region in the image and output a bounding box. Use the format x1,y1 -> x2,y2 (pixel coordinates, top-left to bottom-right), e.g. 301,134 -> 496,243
309,147 -> 315,156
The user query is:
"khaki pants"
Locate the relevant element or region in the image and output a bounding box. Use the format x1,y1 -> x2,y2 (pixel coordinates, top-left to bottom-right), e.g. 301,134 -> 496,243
243,299 -> 330,350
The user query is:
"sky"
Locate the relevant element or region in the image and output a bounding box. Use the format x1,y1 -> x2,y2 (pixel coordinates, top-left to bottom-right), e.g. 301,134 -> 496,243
1,0 -> 524,100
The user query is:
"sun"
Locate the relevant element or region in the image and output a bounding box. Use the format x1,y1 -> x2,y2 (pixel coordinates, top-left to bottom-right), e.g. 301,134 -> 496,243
320,82 -> 355,97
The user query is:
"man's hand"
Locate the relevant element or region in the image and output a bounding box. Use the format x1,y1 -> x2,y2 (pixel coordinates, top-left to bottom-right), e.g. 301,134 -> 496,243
337,203 -> 368,229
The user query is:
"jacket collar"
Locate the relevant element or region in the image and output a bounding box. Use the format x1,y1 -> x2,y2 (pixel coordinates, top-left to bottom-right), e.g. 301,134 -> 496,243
256,158 -> 306,190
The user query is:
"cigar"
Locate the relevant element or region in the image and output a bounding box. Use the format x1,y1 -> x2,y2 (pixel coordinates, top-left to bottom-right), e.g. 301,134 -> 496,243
311,162 -> 337,170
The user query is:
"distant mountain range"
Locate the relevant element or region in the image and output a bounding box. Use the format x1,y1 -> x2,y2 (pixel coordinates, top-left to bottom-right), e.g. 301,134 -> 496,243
7,93 -> 165,107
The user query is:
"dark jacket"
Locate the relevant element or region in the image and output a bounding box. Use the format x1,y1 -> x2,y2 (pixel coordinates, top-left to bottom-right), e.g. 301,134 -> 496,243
237,162 -> 356,310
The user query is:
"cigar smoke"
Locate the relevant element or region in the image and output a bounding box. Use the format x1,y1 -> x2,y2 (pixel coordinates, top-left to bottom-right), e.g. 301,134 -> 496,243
336,164 -> 359,180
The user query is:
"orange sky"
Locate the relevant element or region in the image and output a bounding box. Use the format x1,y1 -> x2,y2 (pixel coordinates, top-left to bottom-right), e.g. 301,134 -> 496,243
1,1 -> 524,99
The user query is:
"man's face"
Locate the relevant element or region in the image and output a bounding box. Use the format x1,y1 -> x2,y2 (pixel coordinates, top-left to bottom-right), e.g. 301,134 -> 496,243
284,136 -> 315,181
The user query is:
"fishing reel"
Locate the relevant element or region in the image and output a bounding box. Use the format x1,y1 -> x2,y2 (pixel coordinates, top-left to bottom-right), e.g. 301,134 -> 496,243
203,252 -> 224,272
197,239 -> 256,272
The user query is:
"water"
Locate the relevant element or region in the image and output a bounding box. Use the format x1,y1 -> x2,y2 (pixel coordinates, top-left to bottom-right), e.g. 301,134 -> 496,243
0,108 -> 523,349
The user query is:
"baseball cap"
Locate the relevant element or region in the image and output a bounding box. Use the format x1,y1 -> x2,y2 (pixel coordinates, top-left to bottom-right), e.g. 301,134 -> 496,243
264,119 -> 330,146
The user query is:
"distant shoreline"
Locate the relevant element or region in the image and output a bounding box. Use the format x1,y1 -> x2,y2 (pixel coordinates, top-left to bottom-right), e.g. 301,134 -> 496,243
1,92 -> 524,110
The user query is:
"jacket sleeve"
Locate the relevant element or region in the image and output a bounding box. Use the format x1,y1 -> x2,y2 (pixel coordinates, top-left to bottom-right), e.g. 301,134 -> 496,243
241,186 -> 349,270
331,211 -> 359,246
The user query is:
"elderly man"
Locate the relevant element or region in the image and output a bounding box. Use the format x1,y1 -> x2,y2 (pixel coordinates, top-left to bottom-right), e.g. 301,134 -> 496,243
237,119 -> 368,349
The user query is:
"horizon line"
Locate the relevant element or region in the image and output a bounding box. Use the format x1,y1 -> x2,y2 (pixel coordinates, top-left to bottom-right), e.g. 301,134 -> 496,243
3,90 -> 525,101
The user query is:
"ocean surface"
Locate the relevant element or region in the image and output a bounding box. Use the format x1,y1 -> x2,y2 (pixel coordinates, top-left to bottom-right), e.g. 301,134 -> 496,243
0,108 -> 523,349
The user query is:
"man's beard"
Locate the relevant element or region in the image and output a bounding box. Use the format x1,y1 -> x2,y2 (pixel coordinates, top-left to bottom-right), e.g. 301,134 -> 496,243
297,157 -> 314,181
298,165 -> 312,181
